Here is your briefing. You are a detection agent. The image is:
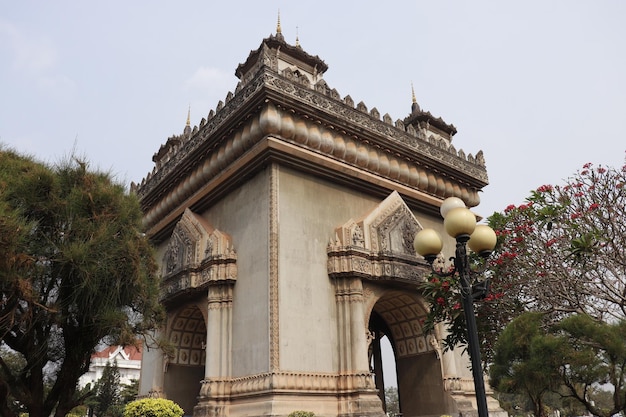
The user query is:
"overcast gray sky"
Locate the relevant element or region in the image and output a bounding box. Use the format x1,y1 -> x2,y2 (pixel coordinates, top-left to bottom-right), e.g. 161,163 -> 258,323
2,1 -> 625,219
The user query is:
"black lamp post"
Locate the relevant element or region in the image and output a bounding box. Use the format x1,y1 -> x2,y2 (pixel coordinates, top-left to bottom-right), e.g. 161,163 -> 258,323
413,197 -> 497,417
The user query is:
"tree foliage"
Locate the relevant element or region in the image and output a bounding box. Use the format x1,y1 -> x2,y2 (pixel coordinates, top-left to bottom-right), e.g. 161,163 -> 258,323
94,361 -> 121,417
120,379 -> 139,405
555,315 -> 626,417
421,158 -> 626,361
0,149 -> 163,417
489,312 -> 564,417
419,157 -> 626,414
487,160 -> 626,324
490,312 -> 626,417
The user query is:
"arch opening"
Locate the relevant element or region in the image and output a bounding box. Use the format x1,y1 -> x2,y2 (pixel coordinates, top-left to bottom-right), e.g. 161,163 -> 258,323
164,305 -> 207,415
369,290 -> 447,417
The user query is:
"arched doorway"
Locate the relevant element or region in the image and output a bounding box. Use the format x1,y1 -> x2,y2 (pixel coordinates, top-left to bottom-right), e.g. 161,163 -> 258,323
368,290 -> 446,417
164,304 -> 207,415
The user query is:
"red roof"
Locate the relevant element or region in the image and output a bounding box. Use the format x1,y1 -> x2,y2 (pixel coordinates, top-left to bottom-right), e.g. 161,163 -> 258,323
92,343 -> 142,361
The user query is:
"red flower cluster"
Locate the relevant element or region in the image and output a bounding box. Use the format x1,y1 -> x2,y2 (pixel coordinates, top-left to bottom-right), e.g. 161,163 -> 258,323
536,184 -> 553,193
493,251 -> 518,265
436,297 -> 446,306
514,224 -> 535,234
546,238 -> 558,247
484,292 -> 505,302
588,203 -> 600,211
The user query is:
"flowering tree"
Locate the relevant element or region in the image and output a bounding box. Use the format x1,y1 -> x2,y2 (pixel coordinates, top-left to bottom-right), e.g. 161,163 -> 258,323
421,157 -> 626,364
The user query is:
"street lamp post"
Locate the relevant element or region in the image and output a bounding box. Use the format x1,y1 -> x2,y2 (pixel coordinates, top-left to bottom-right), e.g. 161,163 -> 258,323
413,197 -> 497,417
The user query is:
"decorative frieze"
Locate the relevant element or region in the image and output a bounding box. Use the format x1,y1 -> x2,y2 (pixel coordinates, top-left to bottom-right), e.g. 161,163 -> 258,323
198,371 -> 376,400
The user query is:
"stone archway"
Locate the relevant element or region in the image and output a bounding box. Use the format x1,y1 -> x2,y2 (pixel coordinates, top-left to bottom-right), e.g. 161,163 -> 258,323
367,290 -> 445,417
155,207 -> 237,415
328,191 -> 454,417
164,305 -> 207,415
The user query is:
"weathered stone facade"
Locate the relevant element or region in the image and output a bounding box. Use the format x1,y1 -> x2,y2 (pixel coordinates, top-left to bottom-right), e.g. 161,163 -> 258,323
135,25 -> 505,417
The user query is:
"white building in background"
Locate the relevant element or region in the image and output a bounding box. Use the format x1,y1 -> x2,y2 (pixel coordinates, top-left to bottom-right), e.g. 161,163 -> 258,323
79,344 -> 142,388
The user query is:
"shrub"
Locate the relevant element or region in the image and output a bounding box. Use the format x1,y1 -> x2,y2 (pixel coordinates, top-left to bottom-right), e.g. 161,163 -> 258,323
288,411 -> 315,417
123,398 -> 184,417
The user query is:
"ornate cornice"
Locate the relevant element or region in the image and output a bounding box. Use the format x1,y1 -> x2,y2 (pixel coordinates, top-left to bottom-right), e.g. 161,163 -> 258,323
135,66 -> 489,236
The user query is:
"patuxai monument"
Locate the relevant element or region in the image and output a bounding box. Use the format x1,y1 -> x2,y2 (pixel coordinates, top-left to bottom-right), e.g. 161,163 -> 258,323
132,19 -> 505,417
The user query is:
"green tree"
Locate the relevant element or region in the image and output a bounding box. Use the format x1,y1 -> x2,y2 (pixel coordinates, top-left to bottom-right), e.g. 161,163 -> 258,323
489,312 -> 564,417
120,379 -> 139,405
0,149 -> 163,417
490,313 -> 626,417
555,315 -> 626,417
94,361 -> 121,417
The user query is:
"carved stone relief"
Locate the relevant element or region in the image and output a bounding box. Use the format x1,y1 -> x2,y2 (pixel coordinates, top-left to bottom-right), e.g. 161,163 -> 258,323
161,208 -> 237,301
327,191 -> 430,285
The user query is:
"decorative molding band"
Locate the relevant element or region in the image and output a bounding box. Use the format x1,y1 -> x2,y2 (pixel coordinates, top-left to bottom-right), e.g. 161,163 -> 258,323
445,377 -> 495,395
198,371 -> 377,400
269,163 -> 280,371
137,67 -> 488,232
334,276 -> 365,304
207,283 -> 234,309
327,246 -> 428,286
141,101 -> 483,232
135,66 -> 486,201
161,256 -> 237,302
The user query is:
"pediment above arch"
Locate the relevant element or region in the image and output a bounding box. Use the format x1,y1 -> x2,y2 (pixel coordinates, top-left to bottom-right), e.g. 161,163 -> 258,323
332,191 -> 422,256
328,191 -> 430,285
161,208 -> 237,301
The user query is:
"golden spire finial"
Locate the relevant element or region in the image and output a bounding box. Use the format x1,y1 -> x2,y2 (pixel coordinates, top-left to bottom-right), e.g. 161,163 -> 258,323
295,26 -> 300,47
186,105 -> 191,127
411,83 -> 420,113
276,10 -> 282,34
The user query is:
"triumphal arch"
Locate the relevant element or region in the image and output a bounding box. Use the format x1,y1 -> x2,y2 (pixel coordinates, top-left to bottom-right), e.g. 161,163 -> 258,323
133,24 -> 504,417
